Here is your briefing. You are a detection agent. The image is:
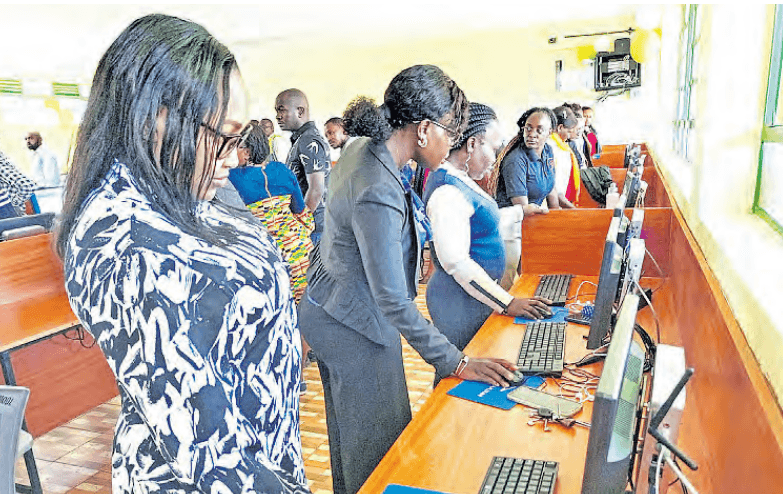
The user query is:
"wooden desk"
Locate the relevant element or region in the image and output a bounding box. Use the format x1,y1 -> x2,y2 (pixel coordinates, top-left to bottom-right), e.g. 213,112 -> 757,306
362,152 -> 783,493
0,234 -> 118,436
360,274 -> 661,493
0,235 -> 80,354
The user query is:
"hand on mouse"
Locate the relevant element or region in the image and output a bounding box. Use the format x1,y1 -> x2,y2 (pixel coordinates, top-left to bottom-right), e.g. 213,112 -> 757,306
504,296 -> 552,319
457,357 -> 517,387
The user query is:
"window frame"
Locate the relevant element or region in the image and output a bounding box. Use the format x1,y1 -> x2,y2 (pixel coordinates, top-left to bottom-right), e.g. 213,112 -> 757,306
754,4 -> 783,235
673,4 -> 699,161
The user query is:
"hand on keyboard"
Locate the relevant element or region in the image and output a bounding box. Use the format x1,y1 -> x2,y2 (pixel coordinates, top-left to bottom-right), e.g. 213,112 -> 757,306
458,357 -> 517,388
505,296 -> 553,319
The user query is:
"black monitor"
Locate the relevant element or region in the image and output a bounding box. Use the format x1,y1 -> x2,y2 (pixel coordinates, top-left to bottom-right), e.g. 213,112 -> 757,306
623,144 -> 641,168
581,291 -> 646,494
620,169 -> 635,201
613,197 -> 629,247
587,217 -> 623,349
624,173 -> 642,209
611,198 -> 626,219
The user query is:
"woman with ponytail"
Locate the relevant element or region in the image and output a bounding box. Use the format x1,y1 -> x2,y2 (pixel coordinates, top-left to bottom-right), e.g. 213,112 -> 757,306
423,103 -> 552,385
298,66 -> 517,494
493,107 -> 574,215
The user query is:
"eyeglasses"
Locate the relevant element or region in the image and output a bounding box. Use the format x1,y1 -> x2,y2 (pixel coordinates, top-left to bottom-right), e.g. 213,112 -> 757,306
523,125 -> 550,137
201,122 -> 252,159
416,120 -> 462,146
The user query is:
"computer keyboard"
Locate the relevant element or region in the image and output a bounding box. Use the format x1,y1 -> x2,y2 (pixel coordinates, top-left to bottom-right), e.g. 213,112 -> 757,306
534,274 -> 573,306
478,456 -> 559,494
517,322 -> 566,376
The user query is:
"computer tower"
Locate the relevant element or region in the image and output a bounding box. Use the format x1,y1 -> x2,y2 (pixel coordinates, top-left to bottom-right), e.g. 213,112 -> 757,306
636,345 -> 687,493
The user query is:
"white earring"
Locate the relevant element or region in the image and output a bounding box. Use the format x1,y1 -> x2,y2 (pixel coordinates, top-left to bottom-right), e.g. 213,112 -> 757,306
418,136 -> 428,148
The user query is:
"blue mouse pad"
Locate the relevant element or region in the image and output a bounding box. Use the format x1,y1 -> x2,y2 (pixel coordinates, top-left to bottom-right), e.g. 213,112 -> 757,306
383,485 -> 452,494
446,379 -> 545,409
514,306 -> 569,325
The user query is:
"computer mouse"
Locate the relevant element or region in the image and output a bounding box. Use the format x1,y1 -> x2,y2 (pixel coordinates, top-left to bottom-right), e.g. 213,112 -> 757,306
508,370 -> 527,386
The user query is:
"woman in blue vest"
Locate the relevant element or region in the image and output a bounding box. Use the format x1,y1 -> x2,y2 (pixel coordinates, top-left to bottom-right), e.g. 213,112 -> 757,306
424,103 -> 552,384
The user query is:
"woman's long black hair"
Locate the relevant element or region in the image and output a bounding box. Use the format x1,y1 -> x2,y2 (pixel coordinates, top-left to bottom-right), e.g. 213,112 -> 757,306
56,14 -> 238,258
342,64 -> 468,143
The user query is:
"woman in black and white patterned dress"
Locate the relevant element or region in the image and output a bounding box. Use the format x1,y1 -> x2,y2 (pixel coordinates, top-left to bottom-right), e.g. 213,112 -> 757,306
56,15 -> 309,494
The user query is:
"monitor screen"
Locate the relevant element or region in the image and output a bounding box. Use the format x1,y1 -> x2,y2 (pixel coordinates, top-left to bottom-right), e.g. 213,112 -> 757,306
587,217 -> 623,349
581,291 -> 646,494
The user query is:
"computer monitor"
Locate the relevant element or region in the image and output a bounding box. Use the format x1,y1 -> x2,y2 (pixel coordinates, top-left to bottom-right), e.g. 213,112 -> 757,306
620,169 -> 635,202
616,214 -> 630,250
617,238 -> 645,305
611,197 -> 626,219
581,291 -> 646,494
586,217 -> 623,349
624,173 -> 642,209
626,209 -> 644,247
623,144 -> 640,168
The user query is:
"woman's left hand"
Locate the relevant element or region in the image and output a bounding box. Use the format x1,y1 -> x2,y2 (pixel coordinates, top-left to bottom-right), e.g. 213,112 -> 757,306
459,357 -> 517,387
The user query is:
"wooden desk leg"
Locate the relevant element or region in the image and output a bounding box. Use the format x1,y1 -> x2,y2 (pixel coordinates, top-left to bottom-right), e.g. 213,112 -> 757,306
1,351 -> 44,494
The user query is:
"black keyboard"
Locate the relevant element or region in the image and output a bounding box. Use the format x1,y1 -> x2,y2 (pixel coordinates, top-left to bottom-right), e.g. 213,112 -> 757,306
478,456 -> 559,494
517,322 -> 566,376
534,274 -> 573,306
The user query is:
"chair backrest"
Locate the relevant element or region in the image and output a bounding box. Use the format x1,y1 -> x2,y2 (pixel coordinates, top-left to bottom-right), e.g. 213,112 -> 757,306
1,225 -> 46,241
0,213 -> 55,241
0,386 -> 30,494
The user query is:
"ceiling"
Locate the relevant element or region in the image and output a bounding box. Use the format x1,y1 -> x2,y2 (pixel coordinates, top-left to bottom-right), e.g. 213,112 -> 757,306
1,3 -> 645,82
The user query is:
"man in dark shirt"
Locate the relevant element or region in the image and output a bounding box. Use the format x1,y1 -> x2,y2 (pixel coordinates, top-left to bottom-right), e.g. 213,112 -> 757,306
275,88 -> 330,244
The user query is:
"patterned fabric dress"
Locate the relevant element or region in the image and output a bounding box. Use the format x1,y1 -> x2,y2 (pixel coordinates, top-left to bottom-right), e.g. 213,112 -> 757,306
64,161 -> 309,494
248,195 -> 314,302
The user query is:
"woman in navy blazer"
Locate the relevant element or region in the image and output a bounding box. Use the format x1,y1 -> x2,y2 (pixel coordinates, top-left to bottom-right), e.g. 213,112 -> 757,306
298,65 -> 517,494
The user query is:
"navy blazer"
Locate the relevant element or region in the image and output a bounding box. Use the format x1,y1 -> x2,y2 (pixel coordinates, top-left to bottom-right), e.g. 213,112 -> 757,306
306,137 -> 462,377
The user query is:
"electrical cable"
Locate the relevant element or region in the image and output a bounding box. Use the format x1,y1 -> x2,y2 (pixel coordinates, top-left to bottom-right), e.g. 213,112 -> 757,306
644,246 -> 667,293
635,279 -> 661,343
566,280 -> 597,312
63,325 -> 97,349
654,449 -> 663,494
634,322 -> 657,373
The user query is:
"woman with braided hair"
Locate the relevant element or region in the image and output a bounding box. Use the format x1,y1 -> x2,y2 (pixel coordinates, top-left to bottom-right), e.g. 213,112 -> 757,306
423,103 -> 552,384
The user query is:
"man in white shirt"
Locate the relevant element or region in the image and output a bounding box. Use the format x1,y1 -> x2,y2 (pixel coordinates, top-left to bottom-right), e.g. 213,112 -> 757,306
259,118 -> 290,163
25,132 -> 60,187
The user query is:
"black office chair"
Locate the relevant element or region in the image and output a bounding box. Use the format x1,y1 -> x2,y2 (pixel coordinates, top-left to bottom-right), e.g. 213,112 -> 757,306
0,213 -> 56,241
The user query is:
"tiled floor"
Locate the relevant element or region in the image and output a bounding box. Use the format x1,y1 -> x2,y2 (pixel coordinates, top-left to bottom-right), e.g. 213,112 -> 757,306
15,284 -> 436,494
